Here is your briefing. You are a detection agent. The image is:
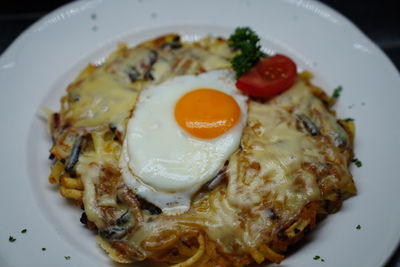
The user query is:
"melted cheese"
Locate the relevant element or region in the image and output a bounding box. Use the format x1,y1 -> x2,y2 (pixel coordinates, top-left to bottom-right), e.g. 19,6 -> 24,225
63,34 -> 237,237
227,81 -> 324,212
118,79 -> 355,258
77,160 -> 103,227
50,34 -> 356,266
67,72 -> 138,129
62,36 -> 232,132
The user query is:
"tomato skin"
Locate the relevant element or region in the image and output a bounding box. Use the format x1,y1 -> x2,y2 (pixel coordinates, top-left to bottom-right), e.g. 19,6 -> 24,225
235,54 -> 297,98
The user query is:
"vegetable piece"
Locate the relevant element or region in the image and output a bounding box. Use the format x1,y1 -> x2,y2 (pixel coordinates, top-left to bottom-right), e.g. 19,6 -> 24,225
99,226 -> 127,240
143,50 -> 158,81
136,196 -> 162,215
147,50 -> 158,65
313,255 -> 326,262
162,35 -> 182,50
127,66 -> 141,82
332,86 -> 342,99
9,236 -> 16,242
64,136 -> 83,174
80,212 -> 97,230
236,54 -> 297,98
352,158 -> 362,167
298,115 -> 320,136
229,27 -> 265,78
21,229 -> 27,234
116,211 -> 131,225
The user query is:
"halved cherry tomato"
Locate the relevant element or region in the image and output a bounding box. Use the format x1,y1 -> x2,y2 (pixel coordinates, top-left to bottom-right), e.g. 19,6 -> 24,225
236,54 -> 297,98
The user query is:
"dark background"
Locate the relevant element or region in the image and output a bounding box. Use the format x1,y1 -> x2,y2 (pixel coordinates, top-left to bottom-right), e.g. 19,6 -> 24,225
0,0 -> 399,266
1,0 -> 399,71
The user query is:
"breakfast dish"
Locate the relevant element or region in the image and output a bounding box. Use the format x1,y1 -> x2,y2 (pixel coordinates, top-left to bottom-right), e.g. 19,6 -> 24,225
47,29 -> 356,266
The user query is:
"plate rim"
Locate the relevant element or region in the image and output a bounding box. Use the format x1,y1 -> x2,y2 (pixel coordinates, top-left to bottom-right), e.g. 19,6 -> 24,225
1,0 -> 400,266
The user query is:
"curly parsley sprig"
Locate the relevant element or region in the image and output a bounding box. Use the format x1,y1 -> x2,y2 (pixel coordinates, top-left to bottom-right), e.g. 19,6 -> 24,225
228,27 -> 265,78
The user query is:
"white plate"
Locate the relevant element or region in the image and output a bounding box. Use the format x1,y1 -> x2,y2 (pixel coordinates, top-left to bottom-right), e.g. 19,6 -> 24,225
1,0 -> 399,266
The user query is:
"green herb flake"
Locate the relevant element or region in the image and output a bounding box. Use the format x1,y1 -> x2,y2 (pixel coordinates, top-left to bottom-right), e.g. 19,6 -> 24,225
21,229 -> 27,234
42,247 -> 46,251
313,255 -> 326,262
228,27 -> 265,78
352,158 -> 363,167
332,86 -> 342,99
344,118 -> 354,122
64,256 -> 71,260
356,224 -> 362,230
9,236 -> 16,242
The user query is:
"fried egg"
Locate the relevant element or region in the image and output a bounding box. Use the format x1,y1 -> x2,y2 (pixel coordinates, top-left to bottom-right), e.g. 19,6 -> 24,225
120,69 -> 247,214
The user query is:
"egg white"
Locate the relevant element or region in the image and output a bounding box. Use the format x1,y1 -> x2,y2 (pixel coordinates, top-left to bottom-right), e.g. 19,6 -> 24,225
120,69 -> 247,214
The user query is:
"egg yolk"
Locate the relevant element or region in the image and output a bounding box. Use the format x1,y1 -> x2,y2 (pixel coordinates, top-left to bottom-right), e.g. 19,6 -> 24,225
174,88 -> 241,139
